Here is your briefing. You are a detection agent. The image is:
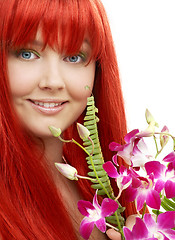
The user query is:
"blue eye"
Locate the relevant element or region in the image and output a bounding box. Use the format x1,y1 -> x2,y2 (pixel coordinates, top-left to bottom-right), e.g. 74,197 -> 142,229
21,51 -> 32,59
69,56 -> 80,62
64,53 -> 86,63
16,49 -> 40,60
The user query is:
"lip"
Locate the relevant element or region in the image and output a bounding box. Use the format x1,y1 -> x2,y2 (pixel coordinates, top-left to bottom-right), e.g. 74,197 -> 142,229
28,99 -> 68,115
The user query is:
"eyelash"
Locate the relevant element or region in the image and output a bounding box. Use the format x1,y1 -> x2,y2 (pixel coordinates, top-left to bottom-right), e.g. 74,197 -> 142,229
63,53 -> 87,63
15,49 -> 40,60
14,49 -> 87,63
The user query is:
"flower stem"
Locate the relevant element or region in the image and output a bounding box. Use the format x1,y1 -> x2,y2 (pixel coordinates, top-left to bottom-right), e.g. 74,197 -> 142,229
58,135 -> 72,143
141,203 -> 147,219
106,222 -> 124,240
72,138 -> 123,235
153,135 -> 159,158
106,223 -> 119,231
72,139 -> 111,198
75,174 -> 98,182
114,211 -> 124,238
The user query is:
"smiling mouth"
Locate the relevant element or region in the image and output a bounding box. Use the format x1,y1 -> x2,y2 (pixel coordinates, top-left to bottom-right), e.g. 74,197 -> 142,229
29,100 -> 66,108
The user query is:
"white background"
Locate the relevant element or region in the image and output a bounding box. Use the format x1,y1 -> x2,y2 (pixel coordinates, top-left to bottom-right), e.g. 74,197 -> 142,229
101,0 -> 175,139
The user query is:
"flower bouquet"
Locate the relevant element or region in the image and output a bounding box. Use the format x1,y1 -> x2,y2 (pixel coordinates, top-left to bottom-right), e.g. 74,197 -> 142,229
49,95 -> 175,240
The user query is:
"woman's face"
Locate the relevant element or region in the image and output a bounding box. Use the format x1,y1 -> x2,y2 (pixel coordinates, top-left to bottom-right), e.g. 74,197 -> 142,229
7,31 -> 95,138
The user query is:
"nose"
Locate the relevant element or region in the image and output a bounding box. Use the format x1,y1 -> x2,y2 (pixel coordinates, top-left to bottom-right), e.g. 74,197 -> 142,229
39,56 -> 65,91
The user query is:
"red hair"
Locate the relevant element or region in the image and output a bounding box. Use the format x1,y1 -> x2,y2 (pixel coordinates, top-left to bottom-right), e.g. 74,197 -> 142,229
0,0 -> 135,239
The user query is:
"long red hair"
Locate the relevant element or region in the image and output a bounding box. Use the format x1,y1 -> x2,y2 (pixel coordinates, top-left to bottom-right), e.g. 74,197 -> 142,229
0,0 -> 135,239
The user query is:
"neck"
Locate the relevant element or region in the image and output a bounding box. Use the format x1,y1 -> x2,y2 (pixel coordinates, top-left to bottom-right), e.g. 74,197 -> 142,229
43,137 -> 63,163
40,136 -> 64,182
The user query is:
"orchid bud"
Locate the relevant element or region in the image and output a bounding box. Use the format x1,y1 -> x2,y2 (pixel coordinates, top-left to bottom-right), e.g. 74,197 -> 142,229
145,109 -> 154,124
48,126 -> 62,137
55,163 -> 78,180
145,109 -> 159,127
77,123 -> 90,140
160,125 -> 169,147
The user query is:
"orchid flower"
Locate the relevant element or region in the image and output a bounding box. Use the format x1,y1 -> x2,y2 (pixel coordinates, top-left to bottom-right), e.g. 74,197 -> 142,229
145,160 -> 175,198
163,151 -> 175,170
77,191 -> 118,240
109,129 -> 154,169
123,212 -> 175,240
109,129 -> 139,166
131,138 -> 154,168
103,161 -> 132,199
125,173 -> 161,211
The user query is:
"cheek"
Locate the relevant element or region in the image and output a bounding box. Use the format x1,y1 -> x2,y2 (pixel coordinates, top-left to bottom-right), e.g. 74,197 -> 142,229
7,61 -> 38,97
65,63 -> 95,99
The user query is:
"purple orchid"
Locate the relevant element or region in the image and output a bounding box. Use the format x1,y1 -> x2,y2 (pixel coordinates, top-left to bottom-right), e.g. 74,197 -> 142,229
109,129 -> 154,169
125,173 -> 161,211
145,161 -> 175,198
123,212 -> 175,240
109,129 -> 139,166
163,151 -> 175,170
77,191 -> 118,240
131,138 -> 154,168
103,161 -> 132,198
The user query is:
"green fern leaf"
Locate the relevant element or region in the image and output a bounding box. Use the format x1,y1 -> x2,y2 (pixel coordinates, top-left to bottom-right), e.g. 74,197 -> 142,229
161,196 -> 175,211
83,96 -> 114,197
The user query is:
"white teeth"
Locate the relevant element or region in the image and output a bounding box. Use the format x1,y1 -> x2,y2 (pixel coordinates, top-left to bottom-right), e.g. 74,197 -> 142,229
33,101 -> 61,108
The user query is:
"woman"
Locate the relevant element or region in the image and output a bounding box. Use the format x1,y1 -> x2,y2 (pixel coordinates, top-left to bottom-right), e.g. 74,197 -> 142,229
0,0 -> 135,239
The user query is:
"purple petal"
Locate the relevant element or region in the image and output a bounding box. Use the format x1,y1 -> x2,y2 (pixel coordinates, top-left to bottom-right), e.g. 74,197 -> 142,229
131,175 -> 142,188
163,151 -> 175,163
135,138 -> 148,154
117,143 -> 133,165
101,198 -> 118,217
119,165 -> 128,174
92,191 -> 101,210
79,218 -> 94,240
123,227 -> 133,240
124,129 -> 139,143
136,192 -> 146,211
155,179 -> 165,193
112,154 -> 119,166
78,200 -> 95,217
143,213 -> 156,230
162,229 -> 175,239
95,218 -> 106,233
157,211 -> 175,229
130,167 -> 140,177
103,161 -> 119,178
125,186 -> 138,202
121,175 -> 132,187
167,162 -> 175,171
145,161 -> 166,178
109,142 -> 123,151
146,238 -> 158,240
146,190 -> 161,210
132,217 -> 149,238
165,180 -> 175,198
131,151 -> 151,168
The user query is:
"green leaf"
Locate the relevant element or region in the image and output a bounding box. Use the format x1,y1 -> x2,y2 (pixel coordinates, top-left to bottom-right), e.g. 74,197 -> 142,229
161,196 -> 175,211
